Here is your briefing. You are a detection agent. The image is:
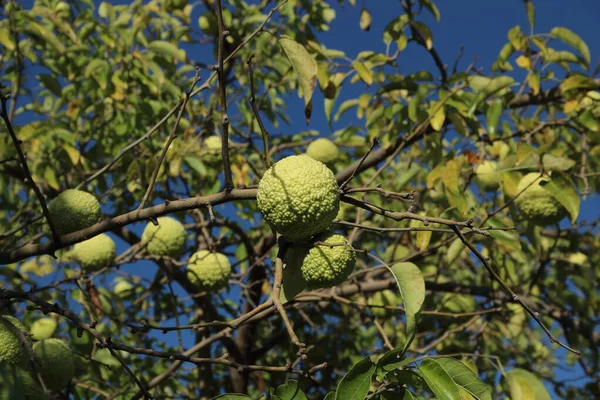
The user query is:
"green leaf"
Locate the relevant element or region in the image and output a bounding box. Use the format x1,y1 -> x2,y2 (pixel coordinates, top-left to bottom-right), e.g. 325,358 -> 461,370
436,358 -> 492,400
388,262 -> 425,350
541,154 -> 576,171
429,101 -> 446,131
280,262 -> 306,304
550,27 -> 591,66
210,395 -> 252,400
468,76 -> 515,116
376,348 -> 413,379
419,359 -> 462,400
420,0 -> 441,22
504,368 -> 551,400
560,74 -> 597,93
147,40 -> 186,61
486,99 -> 502,136
274,380 -> 307,400
38,75 -> 62,96
352,61 -> 373,86
410,21 -> 433,50
359,8 -> 372,31
184,155 -> 207,176
540,172 -> 580,222
335,357 -> 376,400
525,1 -> 535,30
84,59 -> 110,78
324,393 -> 336,400
279,35 -> 318,121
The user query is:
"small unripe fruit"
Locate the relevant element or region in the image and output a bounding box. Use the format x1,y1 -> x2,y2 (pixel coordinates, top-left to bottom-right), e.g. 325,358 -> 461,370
187,250 -> 232,291
142,216 -> 186,258
474,161 -> 500,191
32,338 -> 75,390
257,155 -> 339,241
47,189 -> 102,235
306,138 -> 339,164
285,231 -> 356,290
515,173 -> 568,225
30,318 -> 58,340
73,233 -> 116,271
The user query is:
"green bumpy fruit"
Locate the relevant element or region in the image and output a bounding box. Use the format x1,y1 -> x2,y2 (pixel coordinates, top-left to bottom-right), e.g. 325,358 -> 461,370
47,189 -> 102,235
286,232 -> 356,290
474,161 -> 500,191
142,216 -> 186,258
30,318 -> 57,340
0,316 -> 28,367
306,138 -> 339,164
32,338 -> 75,391
257,155 -> 340,241
73,233 -> 116,271
187,250 -> 232,291
515,173 -> 567,225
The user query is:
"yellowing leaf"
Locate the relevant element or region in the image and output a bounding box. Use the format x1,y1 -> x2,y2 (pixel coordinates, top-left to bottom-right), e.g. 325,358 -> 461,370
359,8 -> 372,31
279,36 -> 318,121
352,61 -> 373,86
429,101 -> 446,131
505,369 -> 551,400
516,55 -> 531,70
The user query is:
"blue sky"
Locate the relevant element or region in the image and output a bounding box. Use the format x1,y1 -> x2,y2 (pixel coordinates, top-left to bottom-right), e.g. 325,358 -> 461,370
9,0 -> 600,397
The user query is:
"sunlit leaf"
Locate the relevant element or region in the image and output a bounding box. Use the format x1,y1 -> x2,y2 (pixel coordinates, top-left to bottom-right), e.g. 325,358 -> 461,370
419,359 -> 462,400
388,262 -> 425,349
437,358 -> 492,400
504,369 -> 552,400
359,8 -> 372,31
550,27 -> 591,66
540,172 -> 580,222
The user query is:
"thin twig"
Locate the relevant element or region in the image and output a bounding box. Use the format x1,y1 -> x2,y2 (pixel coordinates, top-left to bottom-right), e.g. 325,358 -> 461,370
339,138 -> 380,191
139,68 -> 201,209
0,91 -> 61,251
450,225 -> 580,355
215,0 -> 234,191
247,54 -> 271,169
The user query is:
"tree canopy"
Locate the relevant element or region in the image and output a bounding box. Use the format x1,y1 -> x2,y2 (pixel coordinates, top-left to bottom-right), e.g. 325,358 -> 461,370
0,0 -> 598,399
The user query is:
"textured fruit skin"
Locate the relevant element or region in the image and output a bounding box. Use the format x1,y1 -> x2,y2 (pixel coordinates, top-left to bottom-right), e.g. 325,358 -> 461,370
515,173 -> 567,225
73,233 -> 116,271
0,316 -> 28,367
32,338 -> 75,391
286,232 -> 356,290
47,189 -> 102,235
257,155 -> 339,240
30,318 -> 57,340
187,250 -> 231,291
474,161 -> 500,191
306,138 -> 339,164
142,216 -> 186,258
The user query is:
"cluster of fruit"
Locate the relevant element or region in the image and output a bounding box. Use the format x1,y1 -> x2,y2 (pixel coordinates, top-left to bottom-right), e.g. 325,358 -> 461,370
257,139 -> 355,299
